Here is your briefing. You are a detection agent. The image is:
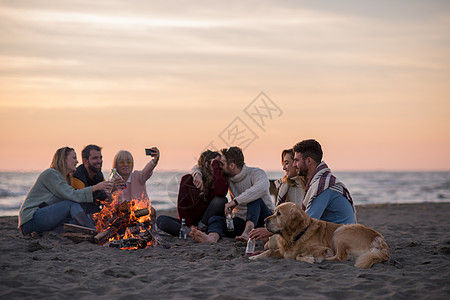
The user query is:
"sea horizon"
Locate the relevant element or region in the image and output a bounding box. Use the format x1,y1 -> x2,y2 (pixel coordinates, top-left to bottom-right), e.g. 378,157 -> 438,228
1,170 -> 449,217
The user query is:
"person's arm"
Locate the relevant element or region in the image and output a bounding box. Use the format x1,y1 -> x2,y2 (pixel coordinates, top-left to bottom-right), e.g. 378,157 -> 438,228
141,147 -> 159,182
305,193 -> 330,220
43,170 -> 93,203
191,165 -> 203,190
249,227 -> 273,241
211,160 -> 227,197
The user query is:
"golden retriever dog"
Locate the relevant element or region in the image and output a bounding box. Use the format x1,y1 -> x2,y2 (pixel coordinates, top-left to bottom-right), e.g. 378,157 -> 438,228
250,202 -> 390,268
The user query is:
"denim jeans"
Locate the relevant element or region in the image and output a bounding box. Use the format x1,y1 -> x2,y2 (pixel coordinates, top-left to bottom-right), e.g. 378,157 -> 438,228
156,196 -> 227,236
207,215 -> 246,238
200,196 -> 227,225
22,200 -> 84,235
246,198 -> 273,227
208,198 -> 273,239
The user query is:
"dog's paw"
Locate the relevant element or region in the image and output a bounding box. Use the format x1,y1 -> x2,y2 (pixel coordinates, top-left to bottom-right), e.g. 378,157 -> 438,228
248,254 -> 260,260
249,250 -> 272,260
296,255 -> 315,264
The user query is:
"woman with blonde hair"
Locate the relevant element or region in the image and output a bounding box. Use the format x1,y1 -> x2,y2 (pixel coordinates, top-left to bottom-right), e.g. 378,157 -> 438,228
112,148 -> 159,217
19,147 -> 112,235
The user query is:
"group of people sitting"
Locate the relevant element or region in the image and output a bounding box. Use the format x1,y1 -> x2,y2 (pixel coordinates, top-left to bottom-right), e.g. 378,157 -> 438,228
157,139 -> 356,250
18,139 -> 356,251
18,145 -> 159,235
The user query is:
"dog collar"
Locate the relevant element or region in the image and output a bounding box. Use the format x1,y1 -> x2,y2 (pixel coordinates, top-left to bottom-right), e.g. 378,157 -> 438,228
291,225 -> 309,245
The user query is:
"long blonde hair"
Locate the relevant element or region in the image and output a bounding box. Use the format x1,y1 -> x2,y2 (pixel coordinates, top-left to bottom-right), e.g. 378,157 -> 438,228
50,146 -> 74,185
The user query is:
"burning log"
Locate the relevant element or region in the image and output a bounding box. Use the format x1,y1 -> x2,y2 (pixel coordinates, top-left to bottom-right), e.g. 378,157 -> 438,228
106,238 -> 149,249
92,198 -> 171,250
94,204 -> 151,243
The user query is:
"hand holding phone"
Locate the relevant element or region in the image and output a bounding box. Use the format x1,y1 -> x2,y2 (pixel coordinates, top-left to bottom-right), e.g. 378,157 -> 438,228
145,148 -> 157,156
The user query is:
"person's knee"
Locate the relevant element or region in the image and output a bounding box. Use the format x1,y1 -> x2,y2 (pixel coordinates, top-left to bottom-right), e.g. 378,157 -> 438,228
210,196 -> 227,208
68,201 -> 84,216
156,215 -> 169,230
207,215 -> 223,226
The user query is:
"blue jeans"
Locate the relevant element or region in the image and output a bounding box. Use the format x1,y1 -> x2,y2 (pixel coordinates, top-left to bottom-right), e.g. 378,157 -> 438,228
156,196 -> 227,236
246,198 -> 273,227
22,200 -> 84,235
207,216 -> 246,238
207,198 -> 273,238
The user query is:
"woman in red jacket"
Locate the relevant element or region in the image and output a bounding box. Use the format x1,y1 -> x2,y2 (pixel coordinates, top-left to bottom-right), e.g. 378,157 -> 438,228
156,150 -> 228,236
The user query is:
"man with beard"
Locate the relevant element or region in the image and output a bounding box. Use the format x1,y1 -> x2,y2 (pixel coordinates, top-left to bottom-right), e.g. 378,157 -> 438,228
72,144 -> 109,215
190,146 -> 275,243
292,139 -> 356,224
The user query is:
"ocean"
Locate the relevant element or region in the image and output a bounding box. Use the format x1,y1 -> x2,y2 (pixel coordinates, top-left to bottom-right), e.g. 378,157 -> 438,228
1,171 -> 449,217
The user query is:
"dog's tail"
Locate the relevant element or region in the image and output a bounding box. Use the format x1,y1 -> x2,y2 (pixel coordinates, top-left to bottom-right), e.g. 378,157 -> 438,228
354,236 -> 390,269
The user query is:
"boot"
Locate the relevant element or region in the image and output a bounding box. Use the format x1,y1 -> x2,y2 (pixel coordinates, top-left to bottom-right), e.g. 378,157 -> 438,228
74,212 -> 97,231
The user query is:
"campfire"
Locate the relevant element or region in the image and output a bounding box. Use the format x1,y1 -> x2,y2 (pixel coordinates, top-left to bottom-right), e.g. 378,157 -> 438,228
93,193 -> 154,250
64,192 -> 168,250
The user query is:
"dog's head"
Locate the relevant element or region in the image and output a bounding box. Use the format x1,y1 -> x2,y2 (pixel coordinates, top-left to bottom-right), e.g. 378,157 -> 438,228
265,203 -> 310,237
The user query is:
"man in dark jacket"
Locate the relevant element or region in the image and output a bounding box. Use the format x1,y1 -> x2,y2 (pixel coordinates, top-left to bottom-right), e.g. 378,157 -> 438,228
72,144 -> 108,214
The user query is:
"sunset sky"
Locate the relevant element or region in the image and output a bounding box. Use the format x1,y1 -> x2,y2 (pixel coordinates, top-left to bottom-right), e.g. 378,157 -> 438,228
1,0 -> 449,172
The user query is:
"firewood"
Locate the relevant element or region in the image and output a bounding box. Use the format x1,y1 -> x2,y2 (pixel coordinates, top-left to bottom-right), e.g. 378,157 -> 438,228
134,208 -> 150,218
106,238 -> 148,249
63,223 -> 97,235
94,227 -> 117,243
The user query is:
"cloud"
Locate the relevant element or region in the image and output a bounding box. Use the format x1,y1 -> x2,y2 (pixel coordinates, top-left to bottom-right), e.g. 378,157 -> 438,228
0,0 -> 449,110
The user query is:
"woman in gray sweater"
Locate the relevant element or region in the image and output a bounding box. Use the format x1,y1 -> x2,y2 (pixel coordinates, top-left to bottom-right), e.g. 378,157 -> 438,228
18,147 -> 112,235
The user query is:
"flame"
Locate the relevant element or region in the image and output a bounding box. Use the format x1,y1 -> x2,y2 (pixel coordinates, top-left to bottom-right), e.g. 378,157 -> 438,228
93,191 -> 153,250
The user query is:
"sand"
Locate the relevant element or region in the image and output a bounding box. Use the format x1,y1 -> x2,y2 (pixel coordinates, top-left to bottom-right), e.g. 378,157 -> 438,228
1,202 -> 449,299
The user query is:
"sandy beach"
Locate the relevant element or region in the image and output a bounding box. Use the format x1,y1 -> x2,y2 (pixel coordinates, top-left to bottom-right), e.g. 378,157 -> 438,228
1,202 -> 449,299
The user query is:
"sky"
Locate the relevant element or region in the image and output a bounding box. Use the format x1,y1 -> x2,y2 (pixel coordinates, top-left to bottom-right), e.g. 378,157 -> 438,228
0,0 -> 449,172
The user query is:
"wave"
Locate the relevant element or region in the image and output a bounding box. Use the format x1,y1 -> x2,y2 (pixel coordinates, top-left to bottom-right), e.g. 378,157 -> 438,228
0,188 -> 25,198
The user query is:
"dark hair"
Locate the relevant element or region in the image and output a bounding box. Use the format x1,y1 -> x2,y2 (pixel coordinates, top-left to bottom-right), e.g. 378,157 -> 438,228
198,150 -> 221,196
82,144 -> 102,160
293,139 -> 323,164
281,148 -> 294,164
220,146 -> 244,169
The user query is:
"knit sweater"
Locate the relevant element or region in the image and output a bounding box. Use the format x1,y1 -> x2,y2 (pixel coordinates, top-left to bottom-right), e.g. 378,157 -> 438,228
227,164 -> 275,220
18,168 -> 93,227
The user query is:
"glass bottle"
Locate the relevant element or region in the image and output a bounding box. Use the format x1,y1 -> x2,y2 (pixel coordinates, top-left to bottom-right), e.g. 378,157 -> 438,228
246,238 -> 255,256
226,211 -> 234,232
179,218 -> 188,240
109,168 -> 125,190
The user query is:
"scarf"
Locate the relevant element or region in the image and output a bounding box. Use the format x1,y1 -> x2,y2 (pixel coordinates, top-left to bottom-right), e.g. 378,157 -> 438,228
302,162 -> 355,213
275,177 -> 304,207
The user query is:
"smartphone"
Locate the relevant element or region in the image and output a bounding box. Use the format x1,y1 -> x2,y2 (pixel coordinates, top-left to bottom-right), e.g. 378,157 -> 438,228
145,148 -> 157,156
